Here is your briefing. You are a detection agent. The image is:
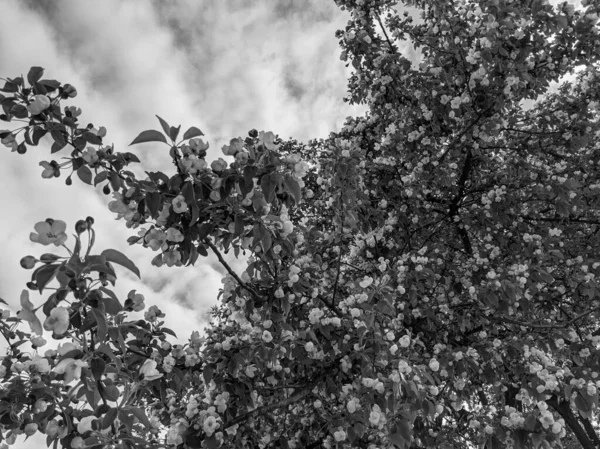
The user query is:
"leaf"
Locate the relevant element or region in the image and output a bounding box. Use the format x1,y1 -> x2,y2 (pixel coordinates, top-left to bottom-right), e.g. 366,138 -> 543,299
27,67 -> 45,86
155,115 -> 171,137
101,249 -> 141,279
284,175 -> 301,204
90,358 -> 106,381
169,125 -> 181,141
35,264 -> 59,293
89,308 -> 108,342
389,433 -> 406,449
101,408 -> 118,430
77,165 -> 93,185
145,191 -> 161,218
183,126 -> 204,140
128,407 -> 152,428
203,364 -> 214,384
261,173 -> 276,203
129,130 -> 167,146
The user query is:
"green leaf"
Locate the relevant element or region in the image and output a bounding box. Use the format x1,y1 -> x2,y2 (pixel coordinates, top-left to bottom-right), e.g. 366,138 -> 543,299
183,126 -> 204,140
128,407 -> 152,428
89,308 -> 108,342
101,408 -> 118,430
101,249 -> 141,278
155,115 -> 171,136
284,175 -> 301,204
35,264 -> 59,293
90,357 -> 106,381
261,173 -> 276,203
169,125 -> 181,141
77,165 -> 93,185
129,130 -> 167,146
27,67 -> 45,86
389,433 -> 406,449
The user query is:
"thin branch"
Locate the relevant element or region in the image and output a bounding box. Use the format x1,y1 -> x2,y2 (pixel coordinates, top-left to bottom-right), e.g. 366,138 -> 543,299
223,387 -> 312,430
204,239 -> 262,301
499,306 -> 600,329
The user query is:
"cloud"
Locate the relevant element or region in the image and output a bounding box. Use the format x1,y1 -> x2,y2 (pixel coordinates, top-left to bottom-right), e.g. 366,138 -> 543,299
0,0 -> 361,341
0,1 -> 363,445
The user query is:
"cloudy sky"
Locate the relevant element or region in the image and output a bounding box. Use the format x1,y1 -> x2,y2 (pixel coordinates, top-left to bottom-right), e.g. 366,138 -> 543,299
0,0 -> 365,348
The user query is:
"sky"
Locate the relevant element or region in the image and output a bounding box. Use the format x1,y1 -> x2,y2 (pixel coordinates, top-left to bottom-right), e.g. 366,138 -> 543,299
0,0 -> 365,350
0,0 -> 584,447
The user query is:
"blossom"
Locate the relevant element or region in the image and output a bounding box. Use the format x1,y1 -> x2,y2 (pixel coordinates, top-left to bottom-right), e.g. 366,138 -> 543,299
333,430 -> 347,442
359,276 -> 373,288
43,307 -> 70,335
126,291 -> 145,312
399,335 -> 411,348
262,330 -> 273,343
58,341 -> 81,356
222,137 -> 244,156
245,365 -> 257,378
429,358 -> 440,372
211,158 -> 228,172
164,250 -> 182,267
30,219 -> 67,246
1,132 -> 17,151
172,194 -> 188,213
28,355 -> 51,373
203,415 -> 219,437
259,131 -> 279,150
27,95 -> 51,115
146,229 -> 168,251
165,227 -> 184,243
77,415 -> 96,434
189,138 -> 209,153
17,290 -> 42,335
369,407 -> 382,426
39,161 -> 57,178
144,305 -> 165,322
54,358 -> 88,383
294,161 -> 310,178
139,359 -> 163,381
82,147 -> 99,165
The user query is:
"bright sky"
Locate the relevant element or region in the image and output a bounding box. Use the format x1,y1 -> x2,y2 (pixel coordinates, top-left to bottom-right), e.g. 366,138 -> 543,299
0,0 -> 364,352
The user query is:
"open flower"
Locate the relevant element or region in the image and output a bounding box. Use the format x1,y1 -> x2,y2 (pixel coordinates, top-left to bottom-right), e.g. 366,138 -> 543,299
203,416 -> 219,437
17,290 -> 42,335
259,131 -> 279,150
172,195 -> 188,214
43,307 -> 70,335
27,95 -> 51,115
139,359 -> 163,381
30,219 -> 68,246
166,227 -> 184,242
1,132 -> 18,151
164,250 -> 182,267
54,358 -> 88,383
77,415 -> 96,434
39,161 -> 58,179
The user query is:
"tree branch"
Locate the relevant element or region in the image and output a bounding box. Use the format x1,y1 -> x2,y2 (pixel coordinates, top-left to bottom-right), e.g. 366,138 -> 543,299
204,238 -> 263,301
498,306 -> 600,329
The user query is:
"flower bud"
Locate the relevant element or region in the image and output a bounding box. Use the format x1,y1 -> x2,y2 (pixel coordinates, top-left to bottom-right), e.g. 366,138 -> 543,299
75,220 -> 88,235
20,256 -> 37,269
23,423 -> 38,437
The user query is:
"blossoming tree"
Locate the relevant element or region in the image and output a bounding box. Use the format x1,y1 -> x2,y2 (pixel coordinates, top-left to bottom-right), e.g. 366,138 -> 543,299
1,0 -> 600,448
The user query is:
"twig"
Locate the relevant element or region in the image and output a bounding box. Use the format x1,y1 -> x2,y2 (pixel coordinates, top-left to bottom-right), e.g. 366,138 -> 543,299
499,306 -> 600,329
204,238 -> 262,301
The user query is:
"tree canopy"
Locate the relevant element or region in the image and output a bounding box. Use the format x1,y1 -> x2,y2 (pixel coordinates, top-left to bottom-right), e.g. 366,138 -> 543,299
1,0 -> 600,448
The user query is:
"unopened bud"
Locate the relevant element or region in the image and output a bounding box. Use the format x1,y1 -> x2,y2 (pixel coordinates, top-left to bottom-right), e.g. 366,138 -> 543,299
20,256 -> 37,269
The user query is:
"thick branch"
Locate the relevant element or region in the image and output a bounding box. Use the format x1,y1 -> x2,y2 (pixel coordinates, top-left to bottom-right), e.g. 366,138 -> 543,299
547,395 -> 596,449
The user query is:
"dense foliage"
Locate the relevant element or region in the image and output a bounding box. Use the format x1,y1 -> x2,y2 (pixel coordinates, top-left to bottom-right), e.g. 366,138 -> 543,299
1,0 -> 600,448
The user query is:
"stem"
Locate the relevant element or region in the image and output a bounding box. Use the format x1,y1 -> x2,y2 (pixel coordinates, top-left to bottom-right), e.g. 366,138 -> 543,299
204,239 -> 263,301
